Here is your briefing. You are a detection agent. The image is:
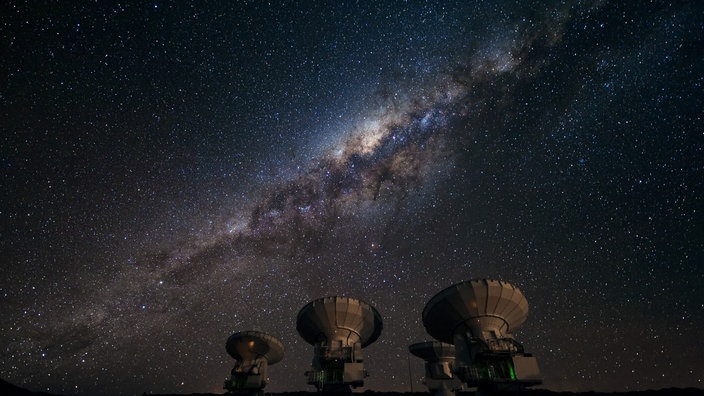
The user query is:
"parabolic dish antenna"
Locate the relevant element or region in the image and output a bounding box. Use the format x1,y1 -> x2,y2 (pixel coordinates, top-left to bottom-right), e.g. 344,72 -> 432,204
225,330 -> 284,365
422,278 -> 528,344
409,341 -> 456,362
296,296 -> 383,392
296,296 -> 382,348
409,341 -> 462,396
421,279 -> 541,391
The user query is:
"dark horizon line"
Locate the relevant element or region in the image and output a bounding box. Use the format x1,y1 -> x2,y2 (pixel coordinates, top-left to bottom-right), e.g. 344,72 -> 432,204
3,377 -> 704,396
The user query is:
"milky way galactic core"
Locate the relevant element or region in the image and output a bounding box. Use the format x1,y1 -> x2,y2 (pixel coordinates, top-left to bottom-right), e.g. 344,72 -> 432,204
1,1 -> 702,395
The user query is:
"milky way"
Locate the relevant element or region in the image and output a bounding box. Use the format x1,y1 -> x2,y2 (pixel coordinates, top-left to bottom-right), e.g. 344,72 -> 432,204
2,1 -> 703,395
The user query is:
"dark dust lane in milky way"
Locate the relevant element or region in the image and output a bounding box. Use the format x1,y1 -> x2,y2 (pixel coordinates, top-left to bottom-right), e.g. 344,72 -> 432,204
1,1 -> 702,395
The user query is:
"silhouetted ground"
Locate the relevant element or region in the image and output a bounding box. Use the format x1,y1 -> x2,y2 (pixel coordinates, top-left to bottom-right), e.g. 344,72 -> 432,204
1,378 -> 56,396
260,390 -> 704,396
2,379 -> 702,396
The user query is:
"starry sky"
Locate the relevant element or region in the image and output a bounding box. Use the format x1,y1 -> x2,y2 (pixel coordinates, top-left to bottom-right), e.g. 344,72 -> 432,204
1,1 -> 703,395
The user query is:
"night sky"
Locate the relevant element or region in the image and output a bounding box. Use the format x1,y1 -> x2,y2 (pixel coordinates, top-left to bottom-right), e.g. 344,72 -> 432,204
1,1 -> 703,395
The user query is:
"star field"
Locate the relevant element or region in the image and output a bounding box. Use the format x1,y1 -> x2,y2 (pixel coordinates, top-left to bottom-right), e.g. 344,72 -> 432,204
1,1 -> 703,395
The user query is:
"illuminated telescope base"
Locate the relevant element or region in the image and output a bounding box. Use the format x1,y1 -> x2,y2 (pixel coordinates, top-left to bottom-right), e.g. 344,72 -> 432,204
455,352 -> 542,392
422,362 -> 462,396
222,331 -> 284,396
224,358 -> 272,396
305,358 -> 367,393
224,372 -> 267,396
297,296 -> 382,393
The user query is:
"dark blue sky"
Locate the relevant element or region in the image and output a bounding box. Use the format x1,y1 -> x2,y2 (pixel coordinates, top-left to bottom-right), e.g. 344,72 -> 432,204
1,1 -> 702,395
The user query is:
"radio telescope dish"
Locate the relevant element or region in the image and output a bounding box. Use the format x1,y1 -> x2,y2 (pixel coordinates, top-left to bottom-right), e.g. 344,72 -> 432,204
409,341 -> 456,362
423,279 -> 528,344
422,279 -> 541,392
297,296 -> 382,348
226,331 -> 284,365
296,296 -> 383,392
223,331 -> 284,394
409,341 -> 462,396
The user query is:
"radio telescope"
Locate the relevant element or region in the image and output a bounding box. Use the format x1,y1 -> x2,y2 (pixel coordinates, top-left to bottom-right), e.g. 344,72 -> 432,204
223,330 -> 284,395
409,341 -> 462,396
296,296 -> 383,392
422,279 -> 541,392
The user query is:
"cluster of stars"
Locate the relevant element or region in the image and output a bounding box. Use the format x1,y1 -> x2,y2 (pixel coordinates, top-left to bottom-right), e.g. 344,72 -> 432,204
1,1 -> 703,395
